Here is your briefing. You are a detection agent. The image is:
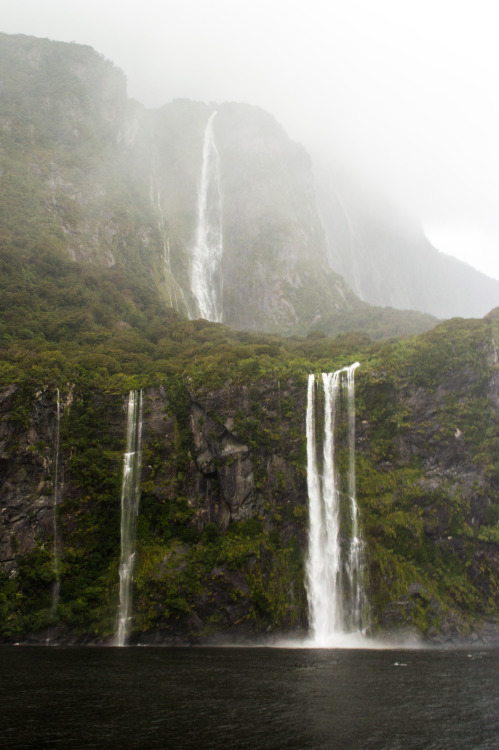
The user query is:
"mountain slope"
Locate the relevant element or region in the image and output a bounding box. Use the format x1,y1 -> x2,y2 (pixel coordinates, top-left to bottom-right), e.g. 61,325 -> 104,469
0,32 -> 437,338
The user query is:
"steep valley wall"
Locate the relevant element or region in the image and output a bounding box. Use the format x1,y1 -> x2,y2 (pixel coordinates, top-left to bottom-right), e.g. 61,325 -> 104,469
1,324 -> 498,644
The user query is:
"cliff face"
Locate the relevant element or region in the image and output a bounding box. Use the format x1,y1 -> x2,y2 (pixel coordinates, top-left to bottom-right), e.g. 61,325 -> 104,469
1,33 -> 498,644
0,379 -> 308,642
0,33 -> 360,334
1,316 -> 498,644
355,323 -> 499,640
0,385 -> 59,571
151,99 -> 356,331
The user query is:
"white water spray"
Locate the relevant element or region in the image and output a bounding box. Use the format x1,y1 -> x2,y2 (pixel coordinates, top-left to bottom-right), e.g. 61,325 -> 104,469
117,390 -> 143,647
51,388 -> 61,615
190,112 -> 224,322
306,364 -> 367,645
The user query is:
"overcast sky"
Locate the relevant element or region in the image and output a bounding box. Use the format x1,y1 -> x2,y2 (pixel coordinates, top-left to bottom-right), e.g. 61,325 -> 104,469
3,0 -> 499,280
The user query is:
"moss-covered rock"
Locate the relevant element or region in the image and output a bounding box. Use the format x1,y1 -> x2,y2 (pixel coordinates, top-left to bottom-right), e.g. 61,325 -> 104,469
0,314 -> 498,643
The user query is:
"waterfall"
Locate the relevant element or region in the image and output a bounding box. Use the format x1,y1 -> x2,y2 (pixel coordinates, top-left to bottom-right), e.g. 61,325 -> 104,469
190,111 -> 224,322
151,181 -> 186,313
305,363 -> 366,644
117,390 -> 143,647
51,388 -> 61,615
346,364 -> 364,629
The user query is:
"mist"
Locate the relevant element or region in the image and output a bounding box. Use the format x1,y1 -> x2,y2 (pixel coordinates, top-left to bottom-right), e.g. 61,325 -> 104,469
3,0 -> 499,279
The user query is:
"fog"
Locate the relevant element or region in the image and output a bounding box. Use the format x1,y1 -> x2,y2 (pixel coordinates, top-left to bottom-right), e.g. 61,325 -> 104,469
3,0 -> 499,280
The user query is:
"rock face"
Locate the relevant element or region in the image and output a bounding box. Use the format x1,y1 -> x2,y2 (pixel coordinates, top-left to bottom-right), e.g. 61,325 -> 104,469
354,321 -> 499,641
1,318 -> 498,644
0,385 -> 63,572
0,379 -> 309,642
0,33 -> 358,334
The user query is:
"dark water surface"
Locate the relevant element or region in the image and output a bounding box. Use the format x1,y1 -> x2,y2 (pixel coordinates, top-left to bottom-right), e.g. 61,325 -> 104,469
1,645 -> 498,749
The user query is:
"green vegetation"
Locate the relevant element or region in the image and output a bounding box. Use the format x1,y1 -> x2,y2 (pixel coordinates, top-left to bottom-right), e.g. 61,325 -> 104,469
310,301 -> 437,341
1,290 -> 498,640
132,520 -> 305,639
1,32 -> 498,643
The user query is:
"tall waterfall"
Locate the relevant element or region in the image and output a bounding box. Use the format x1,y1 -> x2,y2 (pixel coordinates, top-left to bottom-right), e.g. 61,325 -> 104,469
51,388 -> 61,615
117,390 -> 143,647
190,111 -> 224,322
306,364 -> 367,645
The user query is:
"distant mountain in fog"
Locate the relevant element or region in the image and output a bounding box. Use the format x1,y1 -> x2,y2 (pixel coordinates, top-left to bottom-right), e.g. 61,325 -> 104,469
315,164 -> 499,319
1,31 -> 496,337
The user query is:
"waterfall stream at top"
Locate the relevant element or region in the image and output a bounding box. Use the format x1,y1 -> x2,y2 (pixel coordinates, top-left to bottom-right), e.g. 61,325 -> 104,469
190,111 -> 224,322
305,364 -> 368,646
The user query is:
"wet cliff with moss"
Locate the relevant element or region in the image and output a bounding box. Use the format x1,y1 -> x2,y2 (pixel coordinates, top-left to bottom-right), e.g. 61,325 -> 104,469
1,31 -> 499,645
1,307 -> 499,644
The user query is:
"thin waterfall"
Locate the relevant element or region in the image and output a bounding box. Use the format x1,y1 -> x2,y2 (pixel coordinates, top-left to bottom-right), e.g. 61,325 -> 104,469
305,363 -> 366,644
306,374 -> 324,637
51,388 -> 61,615
117,390 -> 143,647
346,364 -> 366,629
190,111 -> 224,322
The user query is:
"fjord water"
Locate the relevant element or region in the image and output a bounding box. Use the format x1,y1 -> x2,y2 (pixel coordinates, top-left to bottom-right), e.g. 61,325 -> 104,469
1,646 -> 498,749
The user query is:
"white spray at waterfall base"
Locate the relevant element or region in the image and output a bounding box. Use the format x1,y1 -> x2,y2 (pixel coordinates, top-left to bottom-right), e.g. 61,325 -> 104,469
190,111 -> 224,322
305,364 -> 368,647
116,390 -> 143,647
